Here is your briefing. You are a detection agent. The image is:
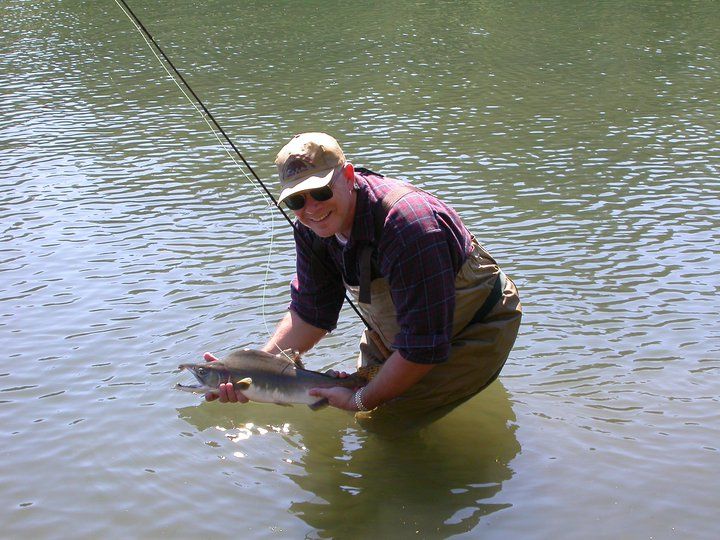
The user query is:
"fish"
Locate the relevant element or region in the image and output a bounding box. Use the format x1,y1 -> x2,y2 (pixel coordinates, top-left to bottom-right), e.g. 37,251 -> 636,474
176,348 -> 367,410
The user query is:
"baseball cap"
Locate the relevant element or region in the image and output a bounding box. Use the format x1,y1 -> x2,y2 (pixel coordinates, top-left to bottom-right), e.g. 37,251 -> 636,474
274,132 -> 346,205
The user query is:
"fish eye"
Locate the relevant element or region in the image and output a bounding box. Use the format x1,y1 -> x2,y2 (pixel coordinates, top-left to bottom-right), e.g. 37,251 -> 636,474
197,367 -> 206,374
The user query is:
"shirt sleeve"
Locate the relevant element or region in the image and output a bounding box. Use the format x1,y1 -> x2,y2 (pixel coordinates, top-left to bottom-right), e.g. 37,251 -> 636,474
289,224 -> 346,331
381,200 -> 458,364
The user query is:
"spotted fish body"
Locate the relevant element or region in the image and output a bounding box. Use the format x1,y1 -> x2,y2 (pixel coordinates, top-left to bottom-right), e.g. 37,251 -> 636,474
176,349 -> 365,410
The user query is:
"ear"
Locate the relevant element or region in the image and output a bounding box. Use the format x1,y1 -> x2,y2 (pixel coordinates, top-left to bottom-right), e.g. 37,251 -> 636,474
342,162 -> 355,181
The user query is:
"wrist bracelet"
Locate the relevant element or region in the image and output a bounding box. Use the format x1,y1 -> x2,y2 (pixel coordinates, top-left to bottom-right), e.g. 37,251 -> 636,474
354,387 -> 370,412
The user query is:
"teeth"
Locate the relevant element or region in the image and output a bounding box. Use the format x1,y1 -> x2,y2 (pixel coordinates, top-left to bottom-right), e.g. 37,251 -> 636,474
310,212 -> 330,222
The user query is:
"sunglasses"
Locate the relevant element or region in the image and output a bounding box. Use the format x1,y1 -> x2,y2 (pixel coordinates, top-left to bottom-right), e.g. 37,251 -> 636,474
283,176 -> 336,211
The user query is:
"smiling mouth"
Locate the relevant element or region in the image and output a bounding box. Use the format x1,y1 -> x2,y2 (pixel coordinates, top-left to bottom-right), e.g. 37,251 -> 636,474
309,211 -> 331,223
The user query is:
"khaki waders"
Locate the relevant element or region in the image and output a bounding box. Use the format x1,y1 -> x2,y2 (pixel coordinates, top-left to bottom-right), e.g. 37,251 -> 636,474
347,236 -> 522,432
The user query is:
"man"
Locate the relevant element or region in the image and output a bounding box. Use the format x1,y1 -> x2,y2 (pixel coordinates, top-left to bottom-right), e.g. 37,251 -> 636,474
207,132 -> 521,428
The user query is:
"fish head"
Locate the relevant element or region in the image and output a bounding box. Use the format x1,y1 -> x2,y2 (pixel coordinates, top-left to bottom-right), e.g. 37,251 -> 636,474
176,362 -> 230,394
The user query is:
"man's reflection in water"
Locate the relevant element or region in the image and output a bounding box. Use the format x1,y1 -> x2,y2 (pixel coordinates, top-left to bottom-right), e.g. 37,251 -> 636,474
178,380 -> 519,538
289,381 -> 519,537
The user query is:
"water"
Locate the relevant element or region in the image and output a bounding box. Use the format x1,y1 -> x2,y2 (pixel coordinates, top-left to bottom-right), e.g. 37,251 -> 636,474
2,0 -> 719,537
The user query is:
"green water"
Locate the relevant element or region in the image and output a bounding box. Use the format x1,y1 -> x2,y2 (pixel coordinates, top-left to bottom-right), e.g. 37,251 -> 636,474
2,1 -> 719,538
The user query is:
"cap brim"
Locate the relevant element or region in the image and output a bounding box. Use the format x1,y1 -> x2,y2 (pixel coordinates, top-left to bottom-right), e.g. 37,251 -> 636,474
277,168 -> 335,205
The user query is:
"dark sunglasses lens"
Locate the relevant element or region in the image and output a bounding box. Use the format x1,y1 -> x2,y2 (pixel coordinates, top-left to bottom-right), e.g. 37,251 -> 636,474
284,185 -> 334,210
284,194 -> 305,210
310,186 -> 333,202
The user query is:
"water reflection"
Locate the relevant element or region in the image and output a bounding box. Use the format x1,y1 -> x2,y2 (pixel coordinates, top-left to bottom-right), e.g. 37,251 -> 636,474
178,381 -> 519,538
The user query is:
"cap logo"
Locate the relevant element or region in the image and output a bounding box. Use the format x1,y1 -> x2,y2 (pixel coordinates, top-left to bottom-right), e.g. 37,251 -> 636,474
284,156 -> 313,179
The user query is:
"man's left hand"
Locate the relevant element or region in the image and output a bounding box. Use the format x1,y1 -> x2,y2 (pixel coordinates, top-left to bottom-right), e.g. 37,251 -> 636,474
309,386 -> 357,411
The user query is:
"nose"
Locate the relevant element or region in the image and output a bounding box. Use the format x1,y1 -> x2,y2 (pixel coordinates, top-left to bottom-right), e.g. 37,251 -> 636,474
303,195 -> 323,214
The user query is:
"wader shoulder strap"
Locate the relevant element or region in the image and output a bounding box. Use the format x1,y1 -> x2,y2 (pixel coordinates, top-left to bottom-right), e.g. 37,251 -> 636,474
467,271 -> 507,325
359,184 -> 423,303
354,166 -> 384,177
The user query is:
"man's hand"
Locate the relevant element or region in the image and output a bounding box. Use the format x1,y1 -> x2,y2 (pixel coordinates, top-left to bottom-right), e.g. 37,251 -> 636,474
309,386 -> 357,411
203,352 -> 250,404
324,369 -> 349,378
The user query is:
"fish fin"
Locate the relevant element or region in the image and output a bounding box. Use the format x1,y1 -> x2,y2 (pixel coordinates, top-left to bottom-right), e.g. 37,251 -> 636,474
308,397 -> 329,411
278,348 -> 304,368
234,377 -> 252,390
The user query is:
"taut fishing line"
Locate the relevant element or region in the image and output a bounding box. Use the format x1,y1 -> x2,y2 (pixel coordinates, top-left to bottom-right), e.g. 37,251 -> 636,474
261,210 -> 277,340
113,0 -> 284,346
113,0 -> 375,352
113,0 -> 270,206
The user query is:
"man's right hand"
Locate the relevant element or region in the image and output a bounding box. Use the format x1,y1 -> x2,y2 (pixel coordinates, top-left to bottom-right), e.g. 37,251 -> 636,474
203,352 -> 250,404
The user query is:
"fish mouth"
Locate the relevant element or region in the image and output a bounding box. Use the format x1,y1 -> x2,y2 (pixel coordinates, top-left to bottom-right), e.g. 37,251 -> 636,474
176,364 -> 214,394
175,382 -> 216,394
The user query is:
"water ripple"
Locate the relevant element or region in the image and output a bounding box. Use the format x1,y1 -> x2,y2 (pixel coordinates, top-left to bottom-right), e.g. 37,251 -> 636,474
2,0 -> 719,537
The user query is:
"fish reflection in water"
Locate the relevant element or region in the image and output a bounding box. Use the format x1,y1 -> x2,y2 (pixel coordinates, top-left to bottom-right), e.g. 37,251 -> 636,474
178,381 -> 519,537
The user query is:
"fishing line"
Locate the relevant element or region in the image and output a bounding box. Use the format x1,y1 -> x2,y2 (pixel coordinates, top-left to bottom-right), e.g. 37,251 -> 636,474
114,0 -> 282,340
114,0 -> 374,336
114,0 -> 280,211
261,209 -> 277,338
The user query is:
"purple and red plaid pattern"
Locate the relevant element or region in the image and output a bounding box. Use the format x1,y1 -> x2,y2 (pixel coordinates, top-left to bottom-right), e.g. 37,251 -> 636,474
289,170 -> 473,364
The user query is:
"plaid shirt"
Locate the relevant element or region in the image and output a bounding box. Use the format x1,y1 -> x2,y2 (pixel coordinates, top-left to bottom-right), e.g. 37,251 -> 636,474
289,170 -> 473,364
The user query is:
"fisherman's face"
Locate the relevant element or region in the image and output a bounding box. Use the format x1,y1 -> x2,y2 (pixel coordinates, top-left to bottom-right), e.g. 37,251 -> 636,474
292,165 -> 356,238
